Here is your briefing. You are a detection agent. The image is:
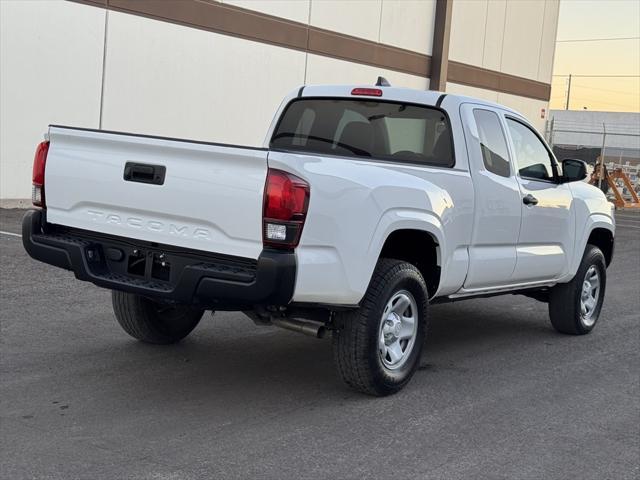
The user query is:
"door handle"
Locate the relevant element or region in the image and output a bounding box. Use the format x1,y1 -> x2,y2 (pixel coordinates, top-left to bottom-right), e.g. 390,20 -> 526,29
123,162 -> 166,185
523,194 -> 539,206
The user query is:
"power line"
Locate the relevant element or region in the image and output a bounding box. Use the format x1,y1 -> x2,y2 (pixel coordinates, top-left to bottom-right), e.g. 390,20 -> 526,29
553,125 -> 640,132
570,83 -> 639,96
553,72 -> 640,111
553,74 -> 640,78
553,121 -> 640,126
560,95 -> 638,109
556,36 -> 640,43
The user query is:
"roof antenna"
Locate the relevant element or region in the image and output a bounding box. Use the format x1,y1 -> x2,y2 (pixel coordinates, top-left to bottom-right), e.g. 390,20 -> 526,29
375,76 -> 391,87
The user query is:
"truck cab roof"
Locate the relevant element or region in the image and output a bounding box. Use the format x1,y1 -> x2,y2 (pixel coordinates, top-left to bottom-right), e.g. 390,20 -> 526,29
298,84 -> 521,117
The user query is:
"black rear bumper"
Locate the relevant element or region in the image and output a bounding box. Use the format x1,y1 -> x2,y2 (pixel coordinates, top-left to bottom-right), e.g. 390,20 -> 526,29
22,209 -> 296,309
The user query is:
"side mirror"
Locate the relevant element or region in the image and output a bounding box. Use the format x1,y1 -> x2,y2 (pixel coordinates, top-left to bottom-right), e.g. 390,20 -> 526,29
561,159 -> 588,183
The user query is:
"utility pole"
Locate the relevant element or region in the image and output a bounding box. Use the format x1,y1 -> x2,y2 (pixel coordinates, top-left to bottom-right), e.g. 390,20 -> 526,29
598,122 -> 606,190
565,74 -> 572,110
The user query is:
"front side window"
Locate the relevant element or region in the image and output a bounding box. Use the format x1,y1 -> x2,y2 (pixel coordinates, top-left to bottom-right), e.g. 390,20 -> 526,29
506,118 -> 556,181
473,109 -> 511,178
270,99 -> 454,167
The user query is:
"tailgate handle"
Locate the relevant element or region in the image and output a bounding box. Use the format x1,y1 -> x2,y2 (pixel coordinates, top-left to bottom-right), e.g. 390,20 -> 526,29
123,162 -> 166,185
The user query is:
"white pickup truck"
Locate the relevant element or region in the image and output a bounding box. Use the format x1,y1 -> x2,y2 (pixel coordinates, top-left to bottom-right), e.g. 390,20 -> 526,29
23,80 -> 615,395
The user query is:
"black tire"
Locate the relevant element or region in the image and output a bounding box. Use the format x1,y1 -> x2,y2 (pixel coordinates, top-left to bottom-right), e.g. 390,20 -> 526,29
111,291 -> 204,344
548,244 -> 606,335
332,259 -> 429,396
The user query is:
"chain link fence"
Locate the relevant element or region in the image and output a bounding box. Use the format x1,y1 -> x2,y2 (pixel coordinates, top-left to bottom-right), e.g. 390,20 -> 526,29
544,118 -> 640,200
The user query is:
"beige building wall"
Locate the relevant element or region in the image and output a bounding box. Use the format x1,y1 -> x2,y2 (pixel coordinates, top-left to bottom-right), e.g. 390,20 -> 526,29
447,0 -> 559,128
449,0 -> 559,82
0,0 -> 558,201
223,0 -> 311,23
0,1 -> 105,199
101,11 -> 307,145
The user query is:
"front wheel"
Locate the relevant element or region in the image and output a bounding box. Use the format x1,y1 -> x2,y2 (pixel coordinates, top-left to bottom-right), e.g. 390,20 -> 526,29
111,291 -> 205,344
548,245 -> 607,335
332,259 -> 428,396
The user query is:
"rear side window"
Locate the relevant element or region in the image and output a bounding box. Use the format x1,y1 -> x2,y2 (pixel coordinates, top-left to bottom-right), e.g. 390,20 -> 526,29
270,99 -> 454,167
473,109 -> 511,178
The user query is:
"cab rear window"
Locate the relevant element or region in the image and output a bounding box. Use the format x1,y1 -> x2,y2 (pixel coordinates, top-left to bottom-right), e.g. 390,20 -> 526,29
270,98 -> 454,168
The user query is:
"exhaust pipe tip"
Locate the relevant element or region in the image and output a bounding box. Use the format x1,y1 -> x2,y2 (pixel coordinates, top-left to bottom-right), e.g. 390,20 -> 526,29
272,318 -> 327,339
316,326 -> 327,339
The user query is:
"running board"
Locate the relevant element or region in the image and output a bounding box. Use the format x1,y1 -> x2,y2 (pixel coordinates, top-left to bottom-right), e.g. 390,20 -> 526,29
434,282 -> 556,303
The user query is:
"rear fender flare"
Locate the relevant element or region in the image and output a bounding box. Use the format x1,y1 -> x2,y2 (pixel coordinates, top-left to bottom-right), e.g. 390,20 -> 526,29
362,208 -> 445,292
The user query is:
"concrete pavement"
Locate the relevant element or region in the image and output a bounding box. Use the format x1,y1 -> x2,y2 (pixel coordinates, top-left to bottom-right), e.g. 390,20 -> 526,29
1,208 -> 638,479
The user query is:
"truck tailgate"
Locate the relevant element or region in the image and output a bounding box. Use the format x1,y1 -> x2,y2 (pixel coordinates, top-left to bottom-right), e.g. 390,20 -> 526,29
44,126 -> 267,259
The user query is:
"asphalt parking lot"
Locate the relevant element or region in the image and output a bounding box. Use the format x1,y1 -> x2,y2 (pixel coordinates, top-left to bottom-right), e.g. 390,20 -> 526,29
1,208 -> 638,480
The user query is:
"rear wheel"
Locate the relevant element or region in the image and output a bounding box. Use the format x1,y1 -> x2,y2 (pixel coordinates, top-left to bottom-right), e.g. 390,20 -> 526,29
332,259 -> 428,396
111,291 -> 204,344
548,245 -> 606,335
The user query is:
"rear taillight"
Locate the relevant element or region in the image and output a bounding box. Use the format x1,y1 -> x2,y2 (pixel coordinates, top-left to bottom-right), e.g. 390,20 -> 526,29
32,140 -> 50,207
263,168 -> 310,249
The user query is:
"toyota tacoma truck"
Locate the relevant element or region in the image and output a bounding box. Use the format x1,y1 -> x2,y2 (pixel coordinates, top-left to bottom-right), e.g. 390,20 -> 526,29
23,80 -> 615,396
